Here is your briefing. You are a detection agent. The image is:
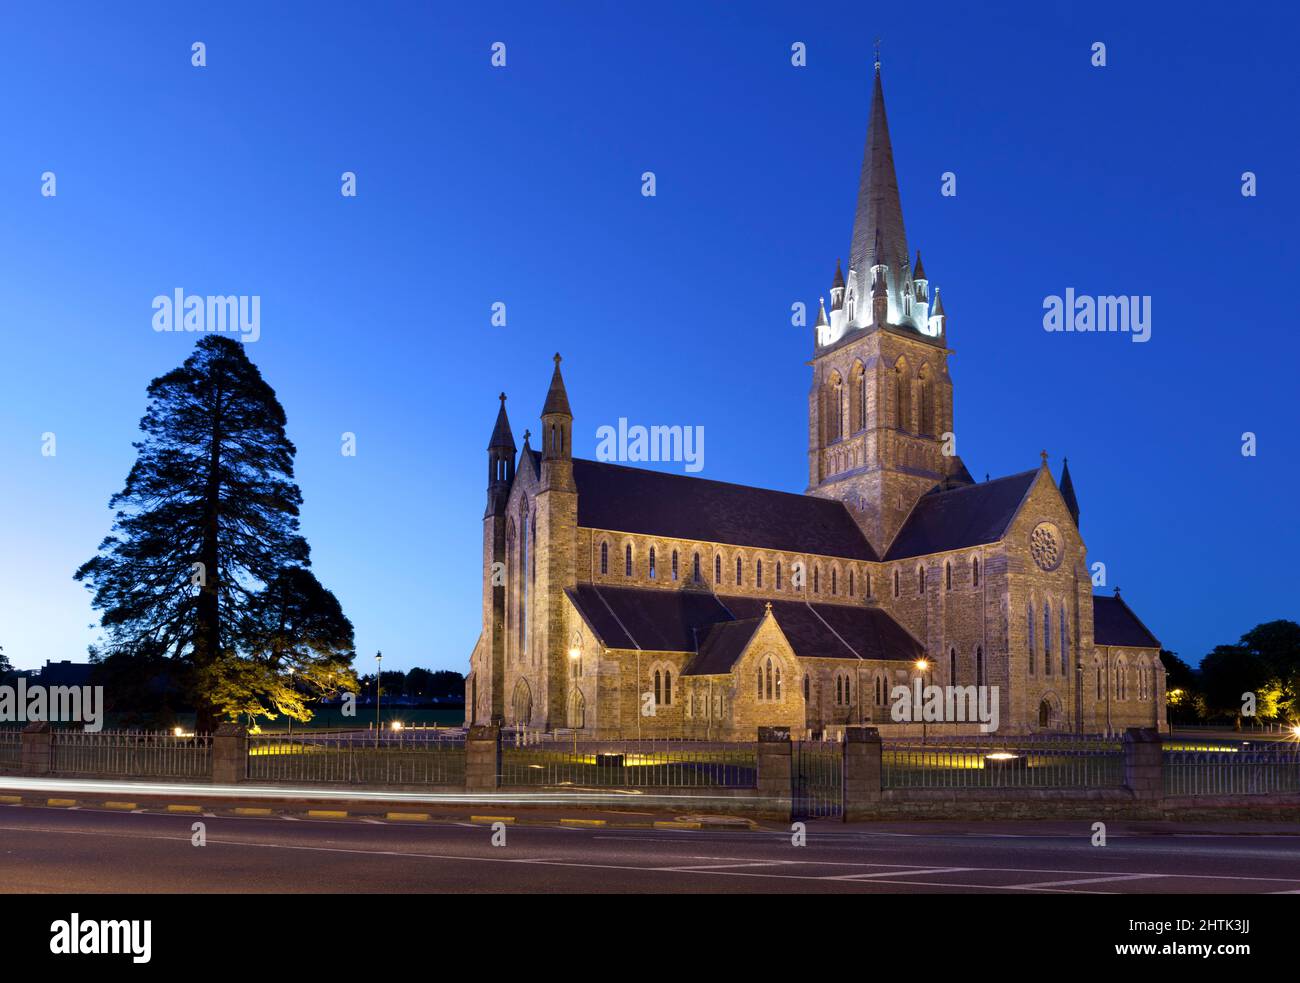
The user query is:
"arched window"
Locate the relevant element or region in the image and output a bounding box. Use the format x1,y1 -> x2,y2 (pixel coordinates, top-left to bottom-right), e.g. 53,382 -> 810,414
836,675 -> 843,705
775,666 -> 782,700
649,547 -> 657,579
976,646 -> 985,688
866,572 -> 872,598
917,566 -> 925,594
803,673 -> 810,700
918,366 -> 934,436
765,659 -> 774,700
714,553 -> 721,584
945,561 -> 952,591
692,552 -> 701,583
1096,658 -> 1103,699
776,561 -> 782,590
832,568 -> 838,595
664,670 -> 672,705
856,368 -> 867,432
599,541 -> 608,575
654,669 -> 662,706
1043,602 -> 1052,674
972,556 -> 980,587
1060,607 -> 1069,675
1027,603 -> 1035,674
756,559 -> 763,588
826,375 -> 844,443
671,550 -> 679,581
519,508 -> 530,656
874,675 -> 882,705
625,543 -> 633,577
895,364 -> 910,431
844,677 -> 851,704
893,569 -> 900,598
949,647 -> 957,685
756,666 -> 763,699
735,555 -> 743,586
849,569 -> 855,596
813,566 -> 820,593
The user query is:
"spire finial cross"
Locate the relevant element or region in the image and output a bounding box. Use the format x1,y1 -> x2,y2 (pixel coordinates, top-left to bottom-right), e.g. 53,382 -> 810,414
499,392 -> 506,403
1040,449 -> 1048,467
874,38 -> 881,71
553,352 -> 562,367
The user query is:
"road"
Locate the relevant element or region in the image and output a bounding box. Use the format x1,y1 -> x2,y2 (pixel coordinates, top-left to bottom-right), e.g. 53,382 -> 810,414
2,804 -> 1299,893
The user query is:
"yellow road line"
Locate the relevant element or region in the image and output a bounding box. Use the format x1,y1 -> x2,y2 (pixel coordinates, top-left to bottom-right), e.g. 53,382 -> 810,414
234,807 -> 273,816
471,815 -> 515,823
166,804 -> 202,813
387,812 -> 431,821
102,801 -> 137,810
560,818 -> 606,827
47,798 -> 77,807
306,809 -> 348,819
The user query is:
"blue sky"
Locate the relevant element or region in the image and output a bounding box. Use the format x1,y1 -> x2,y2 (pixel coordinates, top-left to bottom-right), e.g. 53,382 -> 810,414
1,1 -> 1295,673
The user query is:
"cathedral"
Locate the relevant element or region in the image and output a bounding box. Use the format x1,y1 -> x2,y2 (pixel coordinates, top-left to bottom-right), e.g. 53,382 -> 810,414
465,66 -> 1165,739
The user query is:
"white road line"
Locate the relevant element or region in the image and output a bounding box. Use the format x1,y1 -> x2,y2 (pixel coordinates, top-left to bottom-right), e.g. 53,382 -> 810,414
1012,873 -> 1165,889
360,819 -> 386,825
827,867 -> 976,880
659,862 -> 794,871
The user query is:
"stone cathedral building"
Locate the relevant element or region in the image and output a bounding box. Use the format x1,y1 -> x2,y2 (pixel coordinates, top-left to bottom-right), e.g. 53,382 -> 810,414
465,67 -> 1165,738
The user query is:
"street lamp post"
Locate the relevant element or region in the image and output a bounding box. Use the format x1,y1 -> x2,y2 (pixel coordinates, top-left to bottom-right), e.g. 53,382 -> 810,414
375,651 -> 383,748
287,667 -> 295,738
915,658 -> 930,744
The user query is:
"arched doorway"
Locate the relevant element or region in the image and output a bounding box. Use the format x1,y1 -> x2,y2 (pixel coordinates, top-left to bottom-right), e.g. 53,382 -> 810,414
1037,693 -> 1062,731
568,688 -> 586,729
512,679 -> 532,727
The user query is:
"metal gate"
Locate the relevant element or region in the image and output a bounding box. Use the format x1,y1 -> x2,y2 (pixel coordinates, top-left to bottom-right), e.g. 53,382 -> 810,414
792,741 -> 843,819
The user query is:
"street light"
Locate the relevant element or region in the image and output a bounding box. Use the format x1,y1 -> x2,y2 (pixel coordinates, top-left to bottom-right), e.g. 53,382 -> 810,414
287,667 -> 295,739
915,658 -> 930,744
375,651 -> 383,748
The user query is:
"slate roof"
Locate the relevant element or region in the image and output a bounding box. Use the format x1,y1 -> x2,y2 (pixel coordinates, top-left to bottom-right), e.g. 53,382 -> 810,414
571,459 -> 878,560
564,585 -> 922,674
886,469 -> 1038,559
1093,595 -> 1161,649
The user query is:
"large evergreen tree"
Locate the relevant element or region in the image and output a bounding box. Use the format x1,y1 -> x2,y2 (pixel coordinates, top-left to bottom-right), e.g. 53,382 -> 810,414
75,336 -> 352,730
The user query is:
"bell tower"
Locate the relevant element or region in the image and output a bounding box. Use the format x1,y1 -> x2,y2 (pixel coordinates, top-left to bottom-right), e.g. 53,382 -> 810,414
806,64 -> 970,555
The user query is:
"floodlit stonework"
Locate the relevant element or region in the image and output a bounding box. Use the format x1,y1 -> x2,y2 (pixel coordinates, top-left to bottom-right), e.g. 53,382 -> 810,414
466,68 -> 1165,739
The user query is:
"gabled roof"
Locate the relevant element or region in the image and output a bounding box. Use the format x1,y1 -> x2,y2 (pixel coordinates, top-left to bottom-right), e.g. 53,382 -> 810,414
1093,594 -> 1161,649
564,585 -> 922,670
886,469 -> 1038,559
572,459 -> 878,560
691,619 -> 764,675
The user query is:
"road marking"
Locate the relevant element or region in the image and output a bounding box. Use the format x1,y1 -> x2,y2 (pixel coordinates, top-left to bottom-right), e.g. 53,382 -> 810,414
47,798 -> 76,807
166,805 -> 202,813
387,812 -> 430,822
826,867 -> 977,880
1012,873 -> 1165,890
0,795 -> 23,805
307,810 -> 349,819
560,818 -> 606,827
471,816 -> 515,823
235,807 -> 273,816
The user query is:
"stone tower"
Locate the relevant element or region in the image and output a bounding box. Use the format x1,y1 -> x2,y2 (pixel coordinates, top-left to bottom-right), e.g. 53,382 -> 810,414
481,393 -> 516,723
807,64 -> 970,555
534,354 -> 578,727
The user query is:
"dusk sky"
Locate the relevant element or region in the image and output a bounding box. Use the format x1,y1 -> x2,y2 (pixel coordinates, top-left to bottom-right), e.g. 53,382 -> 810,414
1,1 -> 1295,673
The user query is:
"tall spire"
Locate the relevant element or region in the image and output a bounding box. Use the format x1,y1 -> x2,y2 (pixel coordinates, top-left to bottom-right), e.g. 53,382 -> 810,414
487,392 -> 516,452
848,65 -> 910,298
541,352 -> 572,418
1059,457 -> 1080,529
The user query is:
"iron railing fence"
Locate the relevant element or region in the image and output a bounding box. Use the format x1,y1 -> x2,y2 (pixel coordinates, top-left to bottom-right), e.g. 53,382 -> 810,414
1164,742 -> 1300,796
792,740 -> 843,818
882,733 -> 1124,788
500,737 -> 757,787
247,731 -> 465,785
0,727 -> 22,771
50,729 -> 212,779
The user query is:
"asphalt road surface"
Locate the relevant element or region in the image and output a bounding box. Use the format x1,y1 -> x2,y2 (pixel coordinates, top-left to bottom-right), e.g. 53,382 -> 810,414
2,805 -> 1299,893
